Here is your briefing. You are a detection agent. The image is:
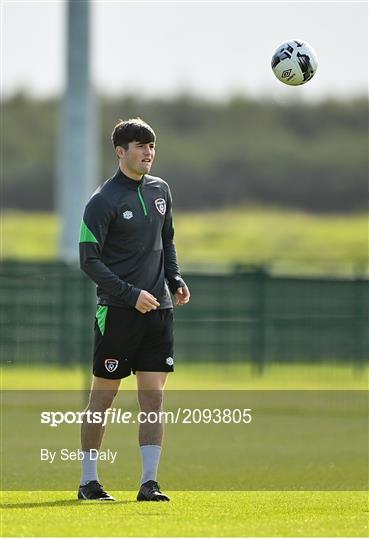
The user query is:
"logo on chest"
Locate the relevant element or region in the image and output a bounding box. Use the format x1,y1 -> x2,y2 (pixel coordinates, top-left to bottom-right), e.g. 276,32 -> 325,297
155,198 -> 166,216
122,210 -> 133,220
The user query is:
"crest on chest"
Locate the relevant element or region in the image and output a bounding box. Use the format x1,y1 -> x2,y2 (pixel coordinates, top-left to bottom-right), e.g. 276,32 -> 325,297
155,198 -> 166,216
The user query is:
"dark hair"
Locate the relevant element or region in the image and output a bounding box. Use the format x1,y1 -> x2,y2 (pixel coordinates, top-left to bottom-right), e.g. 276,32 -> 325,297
111,117 -> 156,149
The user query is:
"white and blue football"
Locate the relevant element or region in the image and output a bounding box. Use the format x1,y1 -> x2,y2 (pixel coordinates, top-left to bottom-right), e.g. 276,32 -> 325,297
271,39 -> 318,86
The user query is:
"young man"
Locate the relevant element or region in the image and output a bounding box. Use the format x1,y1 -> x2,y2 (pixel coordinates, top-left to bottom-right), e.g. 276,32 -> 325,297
78,118 -> 190,502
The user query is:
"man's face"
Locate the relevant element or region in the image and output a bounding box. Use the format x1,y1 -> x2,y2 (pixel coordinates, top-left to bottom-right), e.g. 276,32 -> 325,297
117,140 -> 156,179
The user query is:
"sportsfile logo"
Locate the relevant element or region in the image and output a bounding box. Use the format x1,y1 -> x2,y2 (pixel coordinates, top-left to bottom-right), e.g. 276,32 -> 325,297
40,408 -> 253,427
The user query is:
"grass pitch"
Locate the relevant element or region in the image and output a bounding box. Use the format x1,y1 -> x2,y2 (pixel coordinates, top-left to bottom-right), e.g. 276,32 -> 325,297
1,363 -> 367,537
2,362 -> 367,390
1,491 -> 368,537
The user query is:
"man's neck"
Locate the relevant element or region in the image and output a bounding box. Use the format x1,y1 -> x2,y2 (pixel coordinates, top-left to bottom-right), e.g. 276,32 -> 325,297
119,164 -> 143,182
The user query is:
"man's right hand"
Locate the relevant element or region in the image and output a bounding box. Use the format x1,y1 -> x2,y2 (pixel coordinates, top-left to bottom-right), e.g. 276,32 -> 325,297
135,290 -> 160,314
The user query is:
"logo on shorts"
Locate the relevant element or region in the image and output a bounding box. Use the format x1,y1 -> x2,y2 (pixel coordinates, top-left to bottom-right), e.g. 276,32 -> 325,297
105,359 -> 119,372
155,198 -> 166,216
123,210 -> 133,220
166,357 -> 174,366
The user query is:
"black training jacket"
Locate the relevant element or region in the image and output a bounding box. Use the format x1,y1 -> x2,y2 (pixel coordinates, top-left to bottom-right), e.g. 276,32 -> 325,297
79,168 -> 185,309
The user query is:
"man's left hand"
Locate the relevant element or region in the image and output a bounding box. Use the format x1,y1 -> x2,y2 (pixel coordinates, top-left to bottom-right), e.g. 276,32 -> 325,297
174,284 -> 190,306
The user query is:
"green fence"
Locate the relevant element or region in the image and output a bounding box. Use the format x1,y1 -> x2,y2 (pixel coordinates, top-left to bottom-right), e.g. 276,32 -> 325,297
0,262 -> 368,368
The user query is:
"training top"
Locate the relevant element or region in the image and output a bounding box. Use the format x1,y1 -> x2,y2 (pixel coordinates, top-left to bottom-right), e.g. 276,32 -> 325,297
79,168 -> 185,309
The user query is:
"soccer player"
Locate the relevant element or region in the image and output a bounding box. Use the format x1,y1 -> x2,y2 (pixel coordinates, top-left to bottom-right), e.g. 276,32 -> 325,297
78,118 -> 190,501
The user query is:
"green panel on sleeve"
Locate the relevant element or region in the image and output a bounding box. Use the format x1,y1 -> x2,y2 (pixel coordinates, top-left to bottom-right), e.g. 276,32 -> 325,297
79,220 -> 99,243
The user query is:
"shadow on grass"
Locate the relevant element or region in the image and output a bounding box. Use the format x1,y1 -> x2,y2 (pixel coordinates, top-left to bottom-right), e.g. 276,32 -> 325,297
1,499 -> 138,509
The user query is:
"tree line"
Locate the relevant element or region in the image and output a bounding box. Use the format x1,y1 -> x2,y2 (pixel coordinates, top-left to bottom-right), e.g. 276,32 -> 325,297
2,93 -> 368,212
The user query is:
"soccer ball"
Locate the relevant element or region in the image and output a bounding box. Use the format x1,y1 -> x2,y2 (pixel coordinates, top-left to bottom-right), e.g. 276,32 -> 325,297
271,39 -> 318,86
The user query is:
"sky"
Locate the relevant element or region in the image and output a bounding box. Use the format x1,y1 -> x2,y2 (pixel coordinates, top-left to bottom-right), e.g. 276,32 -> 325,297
1,0 -> 368,101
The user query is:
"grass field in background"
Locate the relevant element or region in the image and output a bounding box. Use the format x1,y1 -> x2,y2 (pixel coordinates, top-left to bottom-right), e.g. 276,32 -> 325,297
2,362 -> 368,390
2,210 -> 368,275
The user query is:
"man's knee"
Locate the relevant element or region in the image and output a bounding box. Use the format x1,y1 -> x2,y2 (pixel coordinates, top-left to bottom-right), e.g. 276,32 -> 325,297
88,387 -> 119,412
138,389 -> 163,413
87,373 -> 121,411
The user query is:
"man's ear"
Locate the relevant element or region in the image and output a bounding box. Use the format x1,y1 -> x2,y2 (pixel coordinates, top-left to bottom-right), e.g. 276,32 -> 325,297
116,145 -> 126,159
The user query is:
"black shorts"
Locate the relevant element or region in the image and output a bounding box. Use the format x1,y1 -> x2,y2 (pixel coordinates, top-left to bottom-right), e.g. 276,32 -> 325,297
93,306 -> 174,379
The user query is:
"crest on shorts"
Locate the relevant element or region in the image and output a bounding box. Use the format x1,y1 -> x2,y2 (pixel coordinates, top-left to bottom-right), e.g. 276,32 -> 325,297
155,198 -> 166,216
105,359 -> 119,373
166,357 -> 174,366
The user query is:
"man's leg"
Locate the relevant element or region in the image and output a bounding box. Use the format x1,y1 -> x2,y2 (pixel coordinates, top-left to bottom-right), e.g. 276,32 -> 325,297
136,371 -> 170,501
81,375 -> 121,452
78,374 -> 121,500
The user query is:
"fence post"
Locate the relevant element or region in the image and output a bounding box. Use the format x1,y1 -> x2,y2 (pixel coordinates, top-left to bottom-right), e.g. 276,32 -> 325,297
57,264 -> 69,365
352,273 -> 369,369
250,267 -> 268,374
80,274 -> 95,386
